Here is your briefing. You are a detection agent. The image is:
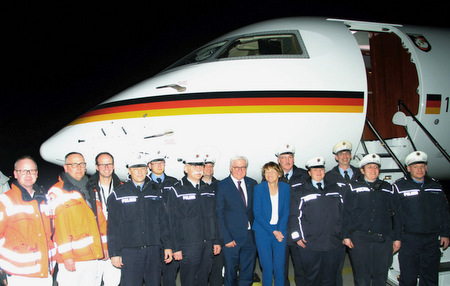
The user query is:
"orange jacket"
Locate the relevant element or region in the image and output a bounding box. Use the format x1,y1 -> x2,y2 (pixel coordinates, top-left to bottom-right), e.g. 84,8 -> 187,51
0,182 -> 55,278
47,174 -> 104,263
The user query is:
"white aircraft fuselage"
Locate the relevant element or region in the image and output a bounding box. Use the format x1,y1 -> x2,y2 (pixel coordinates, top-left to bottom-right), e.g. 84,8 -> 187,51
40,17 -> 450,183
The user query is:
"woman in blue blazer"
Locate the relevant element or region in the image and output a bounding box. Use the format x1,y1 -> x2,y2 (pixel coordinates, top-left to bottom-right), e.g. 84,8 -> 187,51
253,161 -> 290,286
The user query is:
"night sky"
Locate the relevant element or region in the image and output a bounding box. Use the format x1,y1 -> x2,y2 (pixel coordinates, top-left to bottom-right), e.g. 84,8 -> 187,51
2,2 -> 448,188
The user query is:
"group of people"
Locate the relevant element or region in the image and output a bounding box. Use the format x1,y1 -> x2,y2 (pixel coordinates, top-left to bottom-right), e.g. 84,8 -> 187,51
0,140 -> 449,286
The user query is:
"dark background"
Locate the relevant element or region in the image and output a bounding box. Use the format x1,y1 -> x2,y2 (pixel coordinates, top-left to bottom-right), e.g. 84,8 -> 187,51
2,2 -> 449,189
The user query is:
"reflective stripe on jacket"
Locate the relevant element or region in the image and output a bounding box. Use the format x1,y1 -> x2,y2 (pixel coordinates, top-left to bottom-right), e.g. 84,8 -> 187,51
47,176 -> 103,263
0,183 -> 55,277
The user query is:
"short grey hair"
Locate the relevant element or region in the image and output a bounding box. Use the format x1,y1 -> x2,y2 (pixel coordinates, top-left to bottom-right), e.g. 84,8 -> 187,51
229,155 -> 248,168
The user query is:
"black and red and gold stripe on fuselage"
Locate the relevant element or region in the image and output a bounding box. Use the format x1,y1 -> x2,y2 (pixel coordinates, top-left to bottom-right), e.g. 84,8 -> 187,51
69,90 -> 365,125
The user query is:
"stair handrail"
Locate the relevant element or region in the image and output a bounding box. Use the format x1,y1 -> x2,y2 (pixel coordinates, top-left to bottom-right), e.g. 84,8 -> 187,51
365,118 -> 408,175
398,100 -> 450,163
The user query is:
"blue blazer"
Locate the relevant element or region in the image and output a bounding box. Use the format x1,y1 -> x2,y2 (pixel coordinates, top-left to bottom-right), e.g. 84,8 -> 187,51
217,175 -> 257,246
252,181 -> 290,237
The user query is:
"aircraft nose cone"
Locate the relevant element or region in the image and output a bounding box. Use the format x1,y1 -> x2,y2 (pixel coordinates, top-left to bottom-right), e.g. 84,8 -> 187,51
40,126 -> 75,166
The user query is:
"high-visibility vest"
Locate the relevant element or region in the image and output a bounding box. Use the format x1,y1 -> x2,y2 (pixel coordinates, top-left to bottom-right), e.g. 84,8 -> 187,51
0,184 -> 55,277
47,179 -> 104,263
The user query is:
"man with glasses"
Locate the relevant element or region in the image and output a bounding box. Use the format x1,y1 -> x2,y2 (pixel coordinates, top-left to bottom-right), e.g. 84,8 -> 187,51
146,151 -> 179,286
87,152 -> 122,286
0,156 -> 54,285
107,154 -> 173,285
166,154 -> 221,286
47,152 -> 106,286
217,155 -> 257,286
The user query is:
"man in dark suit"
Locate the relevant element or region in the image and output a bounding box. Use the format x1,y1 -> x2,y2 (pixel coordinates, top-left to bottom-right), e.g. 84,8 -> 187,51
217,155 -> 257,286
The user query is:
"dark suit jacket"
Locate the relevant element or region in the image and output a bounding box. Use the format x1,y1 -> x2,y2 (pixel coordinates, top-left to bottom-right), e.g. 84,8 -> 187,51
217,175 -> 257,246
252,181 -> 290,237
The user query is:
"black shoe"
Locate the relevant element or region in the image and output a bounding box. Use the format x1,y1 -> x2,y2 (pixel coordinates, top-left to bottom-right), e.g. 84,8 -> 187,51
253,273 -> 261,282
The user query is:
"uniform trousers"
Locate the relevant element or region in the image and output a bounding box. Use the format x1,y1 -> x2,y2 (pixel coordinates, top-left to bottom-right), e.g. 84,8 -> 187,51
255,226 -> 286,286
298,245 -> 344,286
399,233 -> 440,286
223,230 -> 257,286
57,259 -> 98,286
162,259 -> 180,286
286,244 -> 304,286
95,257 -> 121,286
120,245 -> 161,286
348,231 -> 393,286
180,240 -> 213,286
209,250 -> 224,286
8,275 -> 53,286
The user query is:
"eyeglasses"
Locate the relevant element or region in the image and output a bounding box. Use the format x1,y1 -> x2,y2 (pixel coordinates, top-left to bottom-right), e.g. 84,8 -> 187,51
150,161 -> 165,166
65,162 -> 86,169
15,169 -> 38,175
97,163 -> 114,168
231,166 -> 247,171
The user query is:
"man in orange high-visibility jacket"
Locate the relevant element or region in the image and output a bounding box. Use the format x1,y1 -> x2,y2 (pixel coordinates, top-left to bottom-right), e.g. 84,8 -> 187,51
0,156 -> 55,286
47,152 -> 106,286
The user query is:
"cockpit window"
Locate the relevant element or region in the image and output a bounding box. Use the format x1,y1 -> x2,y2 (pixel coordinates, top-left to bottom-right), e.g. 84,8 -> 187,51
168,41 -> 227,68
218,34 -> 304,58
163,31 -> 308,71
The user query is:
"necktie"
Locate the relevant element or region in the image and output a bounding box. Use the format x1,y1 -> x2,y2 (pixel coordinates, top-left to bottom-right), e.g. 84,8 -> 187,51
137,185 -> 141,192
317,182 -> 323,190
285,173 -> 289,180
157,178 -> 162,184
237,181 -> 246,206
344,171 -> 350,182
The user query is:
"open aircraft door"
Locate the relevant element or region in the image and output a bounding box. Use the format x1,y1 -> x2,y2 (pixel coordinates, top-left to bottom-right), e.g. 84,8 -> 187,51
337,19 -> 450,285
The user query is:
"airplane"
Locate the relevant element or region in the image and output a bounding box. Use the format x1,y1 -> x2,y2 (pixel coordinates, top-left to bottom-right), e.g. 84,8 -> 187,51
40,17 -> 450,285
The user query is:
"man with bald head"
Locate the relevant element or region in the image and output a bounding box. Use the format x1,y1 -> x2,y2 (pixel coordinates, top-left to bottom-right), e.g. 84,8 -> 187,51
0,156 -> 54,285
48,152 -> 106,286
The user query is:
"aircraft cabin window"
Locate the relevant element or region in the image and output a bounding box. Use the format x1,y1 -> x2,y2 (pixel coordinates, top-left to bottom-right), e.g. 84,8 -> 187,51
218,34 -> 305,59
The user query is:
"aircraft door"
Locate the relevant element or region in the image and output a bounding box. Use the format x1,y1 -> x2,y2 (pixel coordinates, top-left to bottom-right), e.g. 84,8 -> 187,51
354,31 -> 420,140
